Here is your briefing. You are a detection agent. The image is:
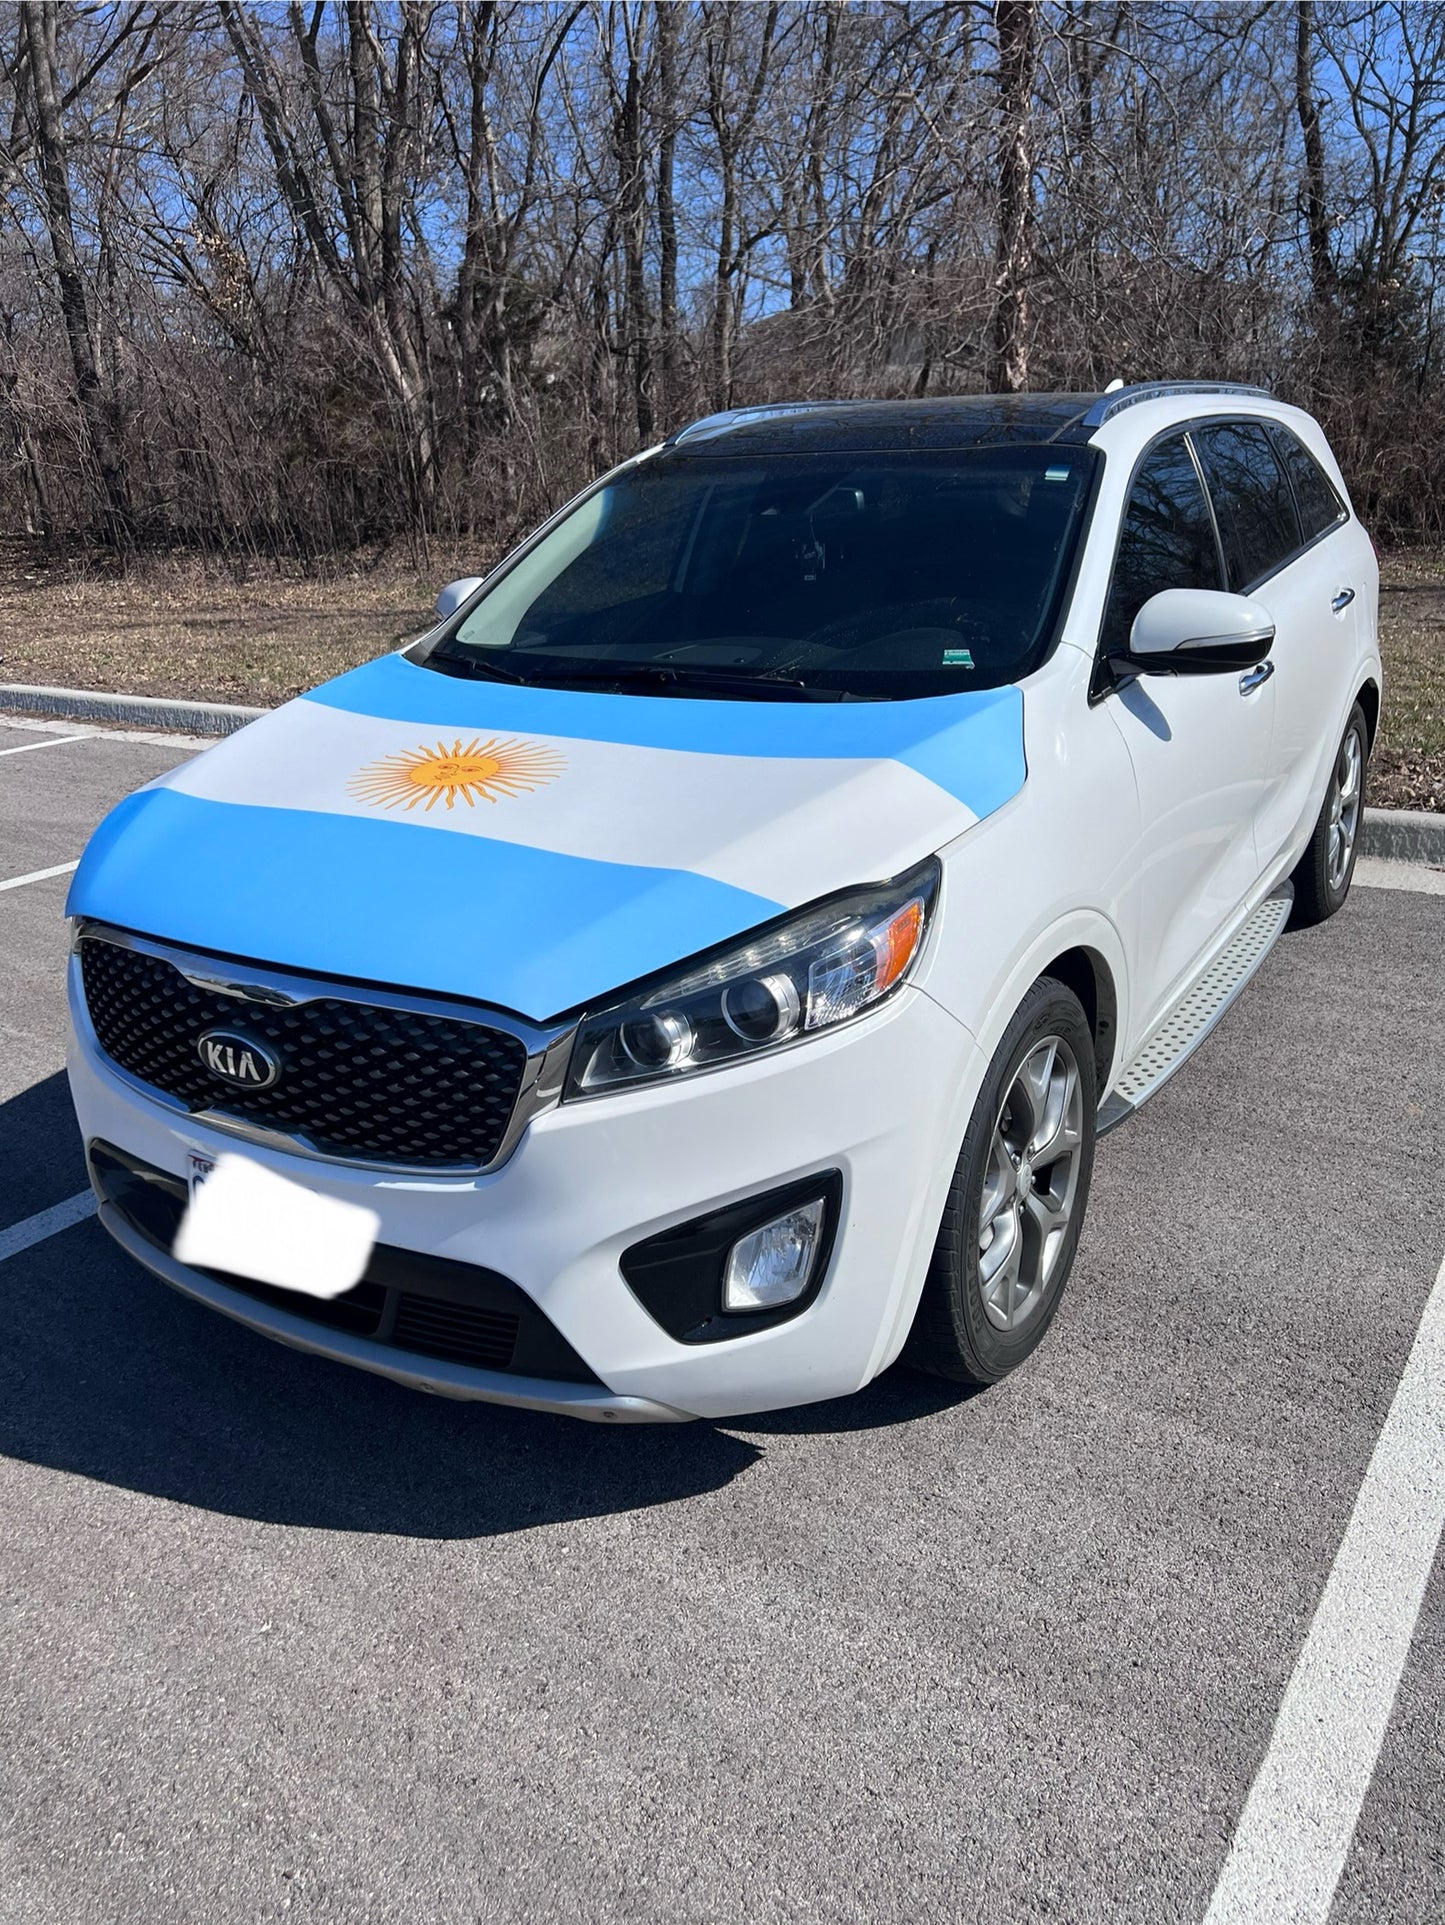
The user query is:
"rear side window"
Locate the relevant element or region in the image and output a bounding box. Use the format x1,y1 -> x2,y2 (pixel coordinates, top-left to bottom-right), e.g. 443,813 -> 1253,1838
1101,433 -> 1223,653
1192,421 -> 1302,590
1268,425 -> 1347,542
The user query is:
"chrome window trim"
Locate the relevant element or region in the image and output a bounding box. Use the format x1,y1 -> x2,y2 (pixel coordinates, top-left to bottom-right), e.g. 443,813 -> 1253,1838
71,919 -> 576,1178
1182,429 -> 1229,589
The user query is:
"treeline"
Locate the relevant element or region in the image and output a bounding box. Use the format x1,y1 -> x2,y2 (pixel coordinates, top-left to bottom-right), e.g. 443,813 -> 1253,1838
5,0 -> 1445,562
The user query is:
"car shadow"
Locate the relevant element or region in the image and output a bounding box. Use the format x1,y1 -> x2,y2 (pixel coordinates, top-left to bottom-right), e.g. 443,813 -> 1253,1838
736,1365 -> 978,1435
1,1214 -> 766,1538
1117,677 -> 1173,742
0,1067 -> 91,1224
1,1073 -> 965,1539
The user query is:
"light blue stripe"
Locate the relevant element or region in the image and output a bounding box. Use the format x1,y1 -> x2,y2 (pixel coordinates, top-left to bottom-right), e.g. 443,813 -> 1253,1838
305,652 -> 1026,819
67,789 -> 783,1020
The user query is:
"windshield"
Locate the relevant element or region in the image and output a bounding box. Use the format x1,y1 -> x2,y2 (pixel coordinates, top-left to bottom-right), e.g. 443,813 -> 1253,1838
419,446 -> 1097,701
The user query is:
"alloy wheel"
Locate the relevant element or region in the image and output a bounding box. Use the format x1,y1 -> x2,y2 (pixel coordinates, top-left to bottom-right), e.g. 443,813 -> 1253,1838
978,1034 -> 1086,1333
1326,725 -> 1364,893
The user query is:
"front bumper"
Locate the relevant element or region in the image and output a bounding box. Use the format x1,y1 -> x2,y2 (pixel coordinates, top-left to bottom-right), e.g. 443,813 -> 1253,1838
97,1198 -> 685,1422
68,965 -> 979,1421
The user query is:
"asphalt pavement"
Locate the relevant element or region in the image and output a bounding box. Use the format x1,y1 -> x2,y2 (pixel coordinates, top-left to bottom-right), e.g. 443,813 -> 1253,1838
1,716 -> 1442,1925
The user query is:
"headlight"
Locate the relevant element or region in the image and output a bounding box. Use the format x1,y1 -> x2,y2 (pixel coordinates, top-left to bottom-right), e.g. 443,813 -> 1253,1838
565,859 -> 940,1097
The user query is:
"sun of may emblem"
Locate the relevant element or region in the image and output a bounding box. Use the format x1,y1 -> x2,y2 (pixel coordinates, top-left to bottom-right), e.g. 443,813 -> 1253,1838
348,735 -> 565,812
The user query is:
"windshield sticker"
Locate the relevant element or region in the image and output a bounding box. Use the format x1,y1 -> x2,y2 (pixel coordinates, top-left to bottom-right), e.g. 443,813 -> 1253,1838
1044,466 -> 1071,481
941,648 -> 975,668
348,735 -> 565,811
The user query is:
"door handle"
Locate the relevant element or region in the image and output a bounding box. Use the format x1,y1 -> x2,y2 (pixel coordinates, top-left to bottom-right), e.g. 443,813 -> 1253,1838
1332,587 -> 1356,612
1239,660 -> 1274,695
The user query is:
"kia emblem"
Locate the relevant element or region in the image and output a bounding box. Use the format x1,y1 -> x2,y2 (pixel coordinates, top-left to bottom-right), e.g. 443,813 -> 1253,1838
196,1029 -> 281,1091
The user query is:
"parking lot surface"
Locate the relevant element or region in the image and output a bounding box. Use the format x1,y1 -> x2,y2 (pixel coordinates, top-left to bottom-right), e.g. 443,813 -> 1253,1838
2,718 -> 1442,1925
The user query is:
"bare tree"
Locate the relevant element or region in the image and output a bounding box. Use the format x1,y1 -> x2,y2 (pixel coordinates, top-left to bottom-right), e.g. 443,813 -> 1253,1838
991,0 -> 1038,392
5,0 -> 1445,555
701,0 -> 781,409
217,0 -> 437,517
1296,0 -> 1335,306
18,0 -> 158,543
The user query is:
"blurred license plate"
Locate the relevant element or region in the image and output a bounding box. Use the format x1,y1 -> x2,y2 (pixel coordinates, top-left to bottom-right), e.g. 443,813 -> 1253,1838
187,1153 -> 215,1203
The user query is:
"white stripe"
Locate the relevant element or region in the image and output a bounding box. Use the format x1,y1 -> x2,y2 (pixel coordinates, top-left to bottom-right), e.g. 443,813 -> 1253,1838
0,1190 -> 97,1262
0,732 -> 88,758
160,699 -> 976,906
0,858 -> 79,893
1203,1246 -> 1445,1925
0,715 -> 211,751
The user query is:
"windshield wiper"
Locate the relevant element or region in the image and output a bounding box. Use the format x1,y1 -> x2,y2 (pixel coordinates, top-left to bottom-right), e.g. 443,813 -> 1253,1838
422,649 -> 882,701
526,663 -> 837,701
427,648 -> 534,686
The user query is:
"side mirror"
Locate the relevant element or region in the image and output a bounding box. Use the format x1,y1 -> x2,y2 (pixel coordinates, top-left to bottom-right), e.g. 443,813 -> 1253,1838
434,576 -> 485,621
1121,588 -> 1275,674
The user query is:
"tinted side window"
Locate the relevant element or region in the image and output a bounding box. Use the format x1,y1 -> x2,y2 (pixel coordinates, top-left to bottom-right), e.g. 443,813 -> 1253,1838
1193,421 -> 1302,589
1101,434 -> 1223,653
1268,425 -> 1347,542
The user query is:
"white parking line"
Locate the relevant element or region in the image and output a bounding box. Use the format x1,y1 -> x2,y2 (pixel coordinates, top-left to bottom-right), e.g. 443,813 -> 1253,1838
0,714 -> 212,751
0,859 -> 79,894
0,732 -> 89,758
1203,1245 -> 1445,1925
0,1190 -> 97,1263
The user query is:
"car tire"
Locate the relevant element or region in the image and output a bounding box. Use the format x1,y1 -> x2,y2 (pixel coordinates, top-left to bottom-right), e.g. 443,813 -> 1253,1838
906,977 -> 1097,1386
1289,701 -> 1369,928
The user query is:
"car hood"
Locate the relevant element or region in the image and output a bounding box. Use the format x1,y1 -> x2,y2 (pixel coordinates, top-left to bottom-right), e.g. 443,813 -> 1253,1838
69,652 -> 1025,1021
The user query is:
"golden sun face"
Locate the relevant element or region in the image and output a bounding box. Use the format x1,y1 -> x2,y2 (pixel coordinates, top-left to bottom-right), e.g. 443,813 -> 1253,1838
348,735 -> 565,812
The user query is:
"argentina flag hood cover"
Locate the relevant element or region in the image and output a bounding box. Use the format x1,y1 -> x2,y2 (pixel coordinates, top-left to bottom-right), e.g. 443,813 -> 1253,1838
68,650 -> 1026,1022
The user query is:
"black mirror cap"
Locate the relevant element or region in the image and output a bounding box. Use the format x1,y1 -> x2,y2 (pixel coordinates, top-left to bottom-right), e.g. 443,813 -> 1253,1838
1112,633 -> 1273,676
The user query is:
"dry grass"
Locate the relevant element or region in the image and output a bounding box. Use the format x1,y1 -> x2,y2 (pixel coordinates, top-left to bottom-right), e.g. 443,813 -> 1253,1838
0,544 -> 487,708
0,539 -> 1441,809
1372,549 -> 1445,811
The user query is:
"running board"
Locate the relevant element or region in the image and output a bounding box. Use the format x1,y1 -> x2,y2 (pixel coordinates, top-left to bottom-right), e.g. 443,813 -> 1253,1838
1097,884 -> 1293,1136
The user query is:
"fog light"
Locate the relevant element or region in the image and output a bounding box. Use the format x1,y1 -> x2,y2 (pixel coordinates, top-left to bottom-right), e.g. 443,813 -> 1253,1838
722,1197 -> 827,1313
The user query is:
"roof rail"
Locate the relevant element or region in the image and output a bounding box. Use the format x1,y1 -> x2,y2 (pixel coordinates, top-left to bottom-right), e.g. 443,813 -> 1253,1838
1080,381 -> 1273,429
665,401 -> 846,447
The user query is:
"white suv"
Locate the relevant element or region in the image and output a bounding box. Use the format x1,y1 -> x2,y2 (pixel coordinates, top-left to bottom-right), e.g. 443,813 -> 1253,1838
67,382 -> 1380,1420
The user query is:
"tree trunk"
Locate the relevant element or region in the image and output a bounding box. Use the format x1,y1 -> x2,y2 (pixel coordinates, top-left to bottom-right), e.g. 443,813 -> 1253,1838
990,0 -> 1037,393
22,0 -> 131,544
654,0 -> 680,425
805,0 -> 838,308
703,3 -> 779,412
615,10 -> 654,444
0,320 -> 52,537
1295,0 -> 1335,306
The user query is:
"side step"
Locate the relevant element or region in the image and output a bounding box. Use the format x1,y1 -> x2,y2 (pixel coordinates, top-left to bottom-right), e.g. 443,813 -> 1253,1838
1097,884 -> 1293,1136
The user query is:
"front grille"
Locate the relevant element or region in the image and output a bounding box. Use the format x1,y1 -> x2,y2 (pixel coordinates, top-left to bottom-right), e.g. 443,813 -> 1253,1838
79,934 -> 530,1170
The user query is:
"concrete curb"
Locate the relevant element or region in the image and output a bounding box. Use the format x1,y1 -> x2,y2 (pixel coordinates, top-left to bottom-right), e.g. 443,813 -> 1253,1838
2,677 -> 1443,859
0,683 -> 264,737
1360,807 -> 1445,864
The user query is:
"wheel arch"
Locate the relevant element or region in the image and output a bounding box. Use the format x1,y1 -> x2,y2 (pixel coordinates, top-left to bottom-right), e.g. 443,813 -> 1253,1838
1356,677 -> 1380,751
1039,945 -> 1119,1092
930,906 -> 1130,1098
875,917 -> 1127,1380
